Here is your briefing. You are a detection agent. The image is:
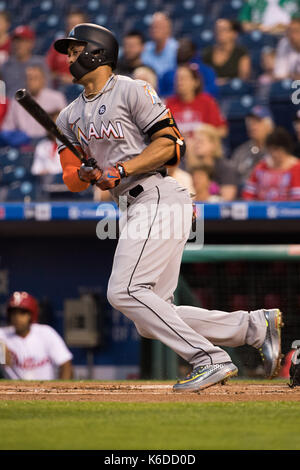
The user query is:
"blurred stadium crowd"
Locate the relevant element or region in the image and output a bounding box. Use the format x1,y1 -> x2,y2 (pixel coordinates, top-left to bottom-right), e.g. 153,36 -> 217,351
0,0 -> 300,203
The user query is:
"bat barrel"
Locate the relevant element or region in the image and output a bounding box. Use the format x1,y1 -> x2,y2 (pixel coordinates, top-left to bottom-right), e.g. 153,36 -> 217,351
15,89 -> 27,101
14,88 -> 90,166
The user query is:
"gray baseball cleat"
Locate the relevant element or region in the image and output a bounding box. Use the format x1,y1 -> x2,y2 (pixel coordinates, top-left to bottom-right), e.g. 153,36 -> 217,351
173,362 -> 238,392
258,309 -> 283,379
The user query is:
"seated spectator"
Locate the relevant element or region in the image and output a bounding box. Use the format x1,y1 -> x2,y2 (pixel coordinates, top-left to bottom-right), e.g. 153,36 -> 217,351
293,110 -> 300,157
187,124 -> 238,201
0,25 -> 48,98
0,11 -> 11,66
242,127 -> 300,200
31,110 -> 62,175
191,165 -> 222,202
0,291 -> 73,380
273,16 -> 300,80
46,8 -> 89,88
165,64 -> 228,138
259,47 -> 276,83
239,0 -> 298,34
256,47 -> 276,101
133,65 -> 158,91
160,37 -> 219,99
202,19 -> 251,85
231,105 -> 274,187
1,65 -> 67,140
141,12 -> 178,95
116,30 -> 145,77
167,162 -> 195,195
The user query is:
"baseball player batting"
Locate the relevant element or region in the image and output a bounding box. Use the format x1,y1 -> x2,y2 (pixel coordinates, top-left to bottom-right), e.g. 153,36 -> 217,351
54,23 -> 283,392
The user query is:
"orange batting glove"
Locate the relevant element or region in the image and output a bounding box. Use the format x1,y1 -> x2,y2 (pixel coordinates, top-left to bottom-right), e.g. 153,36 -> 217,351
96,162 -> 127,190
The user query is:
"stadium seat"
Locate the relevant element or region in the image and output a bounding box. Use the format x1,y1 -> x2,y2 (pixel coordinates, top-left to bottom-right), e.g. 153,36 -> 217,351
1,164 -> 32,184
269,79 -> 294,102
226,94 -> 256,119
192,28 -> 215,50
122,0 -> 157,17
218,79 -> 255,99
269,80 -> 299,134
35,31 -> 57,55
34,14 -> 64,36
170,0 -> 206,18
0,148 -> 34,171
239,31 -> 278,52
218,0 -> 243,19
5,179 -> 38,202
0,148 -> 20,165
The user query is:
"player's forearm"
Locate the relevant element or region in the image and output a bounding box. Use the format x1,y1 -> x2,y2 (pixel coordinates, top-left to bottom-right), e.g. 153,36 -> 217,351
122,137 -> 175,176
60,147 -> 90,192
58,360 -> 73,379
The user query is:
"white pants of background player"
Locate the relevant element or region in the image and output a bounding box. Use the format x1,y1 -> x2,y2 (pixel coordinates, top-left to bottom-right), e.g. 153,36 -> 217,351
107,174 -> 267,369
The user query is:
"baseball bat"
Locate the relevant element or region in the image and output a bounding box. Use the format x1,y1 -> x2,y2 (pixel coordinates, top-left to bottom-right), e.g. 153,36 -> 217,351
15,89 -> 98,170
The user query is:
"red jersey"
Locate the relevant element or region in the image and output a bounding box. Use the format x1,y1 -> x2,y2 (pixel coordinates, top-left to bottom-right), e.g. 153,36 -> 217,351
46,43 -> 71,76
165,92 -> 227,136
0,37 -> 11,66
0,99 -> 9,127
242,159 -> 300,201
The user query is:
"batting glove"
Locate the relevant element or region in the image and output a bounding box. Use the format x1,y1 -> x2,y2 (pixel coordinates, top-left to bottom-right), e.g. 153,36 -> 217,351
96,162 -> 127,190
78,158 -> 102,185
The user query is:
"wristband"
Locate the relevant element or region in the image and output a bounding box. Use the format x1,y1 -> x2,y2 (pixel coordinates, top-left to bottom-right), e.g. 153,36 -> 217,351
115,162 -> 127,179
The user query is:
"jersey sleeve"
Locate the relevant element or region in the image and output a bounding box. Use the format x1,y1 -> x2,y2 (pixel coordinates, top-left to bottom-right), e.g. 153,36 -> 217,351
55,108 -> 80,153
128,80 -> 168,134
43,325 -> 73,367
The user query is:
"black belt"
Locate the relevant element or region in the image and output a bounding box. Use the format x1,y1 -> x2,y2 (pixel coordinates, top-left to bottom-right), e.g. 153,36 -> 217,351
128,168 -> 167,199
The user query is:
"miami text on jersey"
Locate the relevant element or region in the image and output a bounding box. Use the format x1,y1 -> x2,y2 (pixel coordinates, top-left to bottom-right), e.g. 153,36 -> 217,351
75,121 -> 125,145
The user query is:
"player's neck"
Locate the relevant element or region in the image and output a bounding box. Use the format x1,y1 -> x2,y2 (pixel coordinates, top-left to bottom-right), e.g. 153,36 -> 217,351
15,327 -> 31,338
82,67 -> 113,98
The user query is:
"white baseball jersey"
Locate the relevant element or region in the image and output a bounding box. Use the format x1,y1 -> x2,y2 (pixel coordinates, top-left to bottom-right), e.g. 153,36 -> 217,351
56,74 -> 169,200
0,324 -> 73,380
31,138 -> 62,175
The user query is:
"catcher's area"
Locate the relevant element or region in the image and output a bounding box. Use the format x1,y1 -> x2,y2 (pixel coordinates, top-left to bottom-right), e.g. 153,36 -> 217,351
0,380 -> 299,402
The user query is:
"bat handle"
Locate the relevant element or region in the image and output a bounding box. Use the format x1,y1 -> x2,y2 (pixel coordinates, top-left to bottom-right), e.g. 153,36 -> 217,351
82,157 -> 102,186
85,157 -> 99,170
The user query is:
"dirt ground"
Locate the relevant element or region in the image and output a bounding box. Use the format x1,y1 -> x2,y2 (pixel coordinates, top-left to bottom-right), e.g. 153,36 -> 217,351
0,380 -> 300,402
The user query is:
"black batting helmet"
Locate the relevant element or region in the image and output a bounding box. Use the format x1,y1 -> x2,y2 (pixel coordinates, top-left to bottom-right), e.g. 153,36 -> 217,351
54,23 -> 119,80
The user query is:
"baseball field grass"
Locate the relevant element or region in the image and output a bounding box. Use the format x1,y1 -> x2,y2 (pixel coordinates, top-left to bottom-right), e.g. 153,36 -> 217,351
0,397 -> 300,450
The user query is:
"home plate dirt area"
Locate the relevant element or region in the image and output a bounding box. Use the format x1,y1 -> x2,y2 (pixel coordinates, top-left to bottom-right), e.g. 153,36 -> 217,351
0,381 -> 299,402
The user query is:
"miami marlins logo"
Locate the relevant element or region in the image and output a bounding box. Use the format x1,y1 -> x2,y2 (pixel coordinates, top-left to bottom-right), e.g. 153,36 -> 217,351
144,84 -> 159,105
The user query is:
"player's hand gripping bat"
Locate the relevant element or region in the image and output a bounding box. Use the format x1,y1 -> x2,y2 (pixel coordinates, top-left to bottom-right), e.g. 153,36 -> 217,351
15,88 -> 99,172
